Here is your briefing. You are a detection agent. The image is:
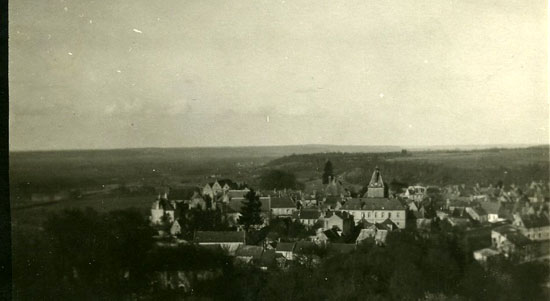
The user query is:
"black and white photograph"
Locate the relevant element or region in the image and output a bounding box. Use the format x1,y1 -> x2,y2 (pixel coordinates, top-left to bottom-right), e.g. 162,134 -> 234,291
8,0 -> 550,300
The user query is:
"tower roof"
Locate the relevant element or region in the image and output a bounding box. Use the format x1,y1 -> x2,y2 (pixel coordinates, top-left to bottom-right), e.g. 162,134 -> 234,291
368,167 -> 384,187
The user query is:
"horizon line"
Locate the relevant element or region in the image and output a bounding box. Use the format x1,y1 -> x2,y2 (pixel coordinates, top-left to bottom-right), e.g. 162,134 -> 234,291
9,142 -> 548,153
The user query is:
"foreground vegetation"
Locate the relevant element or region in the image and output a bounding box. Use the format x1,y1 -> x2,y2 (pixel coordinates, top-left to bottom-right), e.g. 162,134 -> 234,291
12,208 -> 549,300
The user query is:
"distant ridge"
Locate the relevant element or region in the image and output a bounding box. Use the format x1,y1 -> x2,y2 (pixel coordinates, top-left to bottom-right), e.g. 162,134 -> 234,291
10,143 -> 545,156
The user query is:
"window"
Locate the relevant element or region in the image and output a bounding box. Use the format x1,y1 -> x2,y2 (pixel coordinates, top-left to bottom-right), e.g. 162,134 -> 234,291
368,212 -> 371,218
388,212 -> 392,218
375,212 -> 377,218
381,212 -> 385,218
397,212 -> 400,218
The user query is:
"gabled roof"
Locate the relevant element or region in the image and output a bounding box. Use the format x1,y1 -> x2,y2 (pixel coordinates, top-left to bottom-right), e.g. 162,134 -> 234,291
270,197 -> 295,209
379,218 -> 398,229
492,225 -> 532,247
341,198 -> 404,211
323,229 -> 341,241
276,242 -> 296,252
299,209 -> 322,220
235,245 -> 263,258
358,219 -> 375,228
517,214 -> 550,228
295,241 -> 316,253
259,249 -> 277,266
194,231 -> 245,243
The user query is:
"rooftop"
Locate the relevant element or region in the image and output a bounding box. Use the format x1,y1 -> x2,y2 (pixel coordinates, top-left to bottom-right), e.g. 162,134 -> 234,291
194,231 -> 245,243
271,197 -> 295,209
276,242 -> 296,252
342,198 -> 405,211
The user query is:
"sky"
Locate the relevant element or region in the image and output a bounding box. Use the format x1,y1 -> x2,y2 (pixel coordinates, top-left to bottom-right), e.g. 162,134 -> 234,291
9,0 -> 549,151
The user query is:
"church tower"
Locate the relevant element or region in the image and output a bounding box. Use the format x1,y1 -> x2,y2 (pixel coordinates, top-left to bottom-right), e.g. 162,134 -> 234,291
366,167 -> 386,198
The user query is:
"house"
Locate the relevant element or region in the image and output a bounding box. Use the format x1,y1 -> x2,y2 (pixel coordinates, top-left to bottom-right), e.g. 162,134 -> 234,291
356,219 -> 395,245
322,195 -> 344,210
275,242 -> 296,260
296,209 -> 322,227
340,198 -> 406,228
404,186 -> 427,202
271,197 -> 296,217
226,196 -> 271,225
150,193 -> 177,225
512,214 -> 550,241
491,225 -> 533,262
446,197 -> 471,211
169,220 -> 181,236
187,191 -> 207,210
293,241 -> 320,265
258,249 -> 278,270
466,206 -> 488,223
480,201 -> 502,223
194,231 -> 245,255
235,245 -> 264,264
323,211 -> 353,235
202,179 -> 238,198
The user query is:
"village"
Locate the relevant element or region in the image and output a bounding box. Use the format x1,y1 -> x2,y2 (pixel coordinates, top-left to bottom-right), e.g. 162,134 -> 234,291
147,163 -> 550,290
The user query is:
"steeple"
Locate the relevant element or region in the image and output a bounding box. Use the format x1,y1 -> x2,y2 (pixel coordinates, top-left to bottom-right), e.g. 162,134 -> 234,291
369,167 -> 384,188
365,167 -> 386,198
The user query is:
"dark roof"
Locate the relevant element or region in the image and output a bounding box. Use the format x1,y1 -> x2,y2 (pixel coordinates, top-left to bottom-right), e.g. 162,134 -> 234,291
379,218 -> 398,229
299,210 -> 322,220
194,231 -> 245,243
358,219 -> 375,228
492,225 -> 532,247
328,243 -> 356,254
259,249 -> 277,266
228,198 -> 270,213
271,197 -> 295,209
519,214 -> 550,228
324,196 -> 343,206
276,242 -> 296,252
480,202 -> 501,215
470,206 -> 488,216
325,211 -> 349,219
294,241 -> 316,253
342,198 -> 405,211
235,245 -> 263,258
227,190 -> 249,199
323,229 -> 342,241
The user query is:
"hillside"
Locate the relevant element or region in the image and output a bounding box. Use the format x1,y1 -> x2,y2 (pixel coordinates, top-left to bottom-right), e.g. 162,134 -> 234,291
262,146 -> 550,188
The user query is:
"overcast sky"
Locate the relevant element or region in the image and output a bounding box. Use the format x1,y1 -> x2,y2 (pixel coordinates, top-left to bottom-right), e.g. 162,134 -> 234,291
9,0 -> 548,151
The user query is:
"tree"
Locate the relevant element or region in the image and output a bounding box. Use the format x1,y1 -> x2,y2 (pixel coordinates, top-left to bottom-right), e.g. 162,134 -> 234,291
238,190 -> 263,231
259,170 -> 303,190
322,160 -> 334,184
